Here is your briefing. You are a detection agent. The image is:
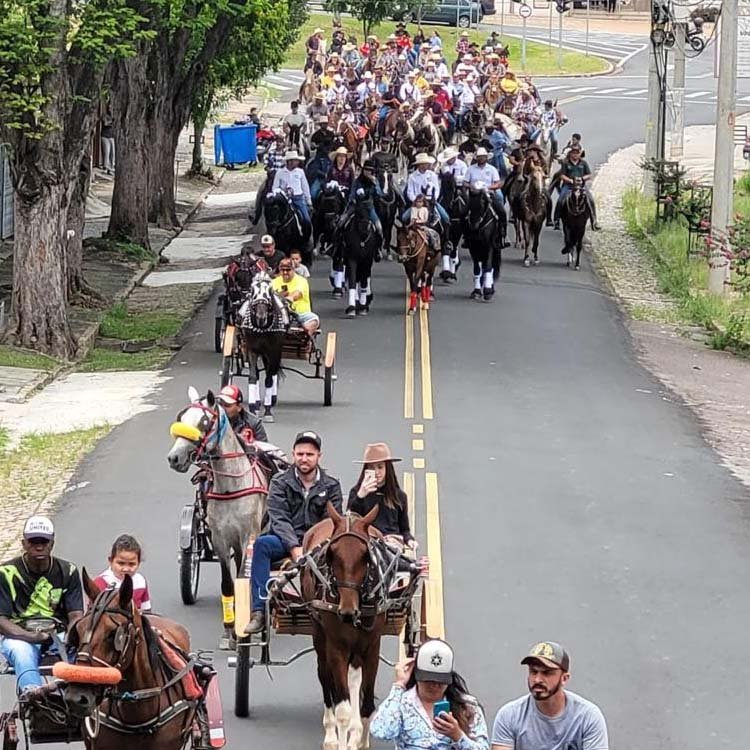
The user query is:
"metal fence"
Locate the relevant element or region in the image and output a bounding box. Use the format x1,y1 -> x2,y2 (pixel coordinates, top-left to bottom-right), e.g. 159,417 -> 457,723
0,144 -> 13,240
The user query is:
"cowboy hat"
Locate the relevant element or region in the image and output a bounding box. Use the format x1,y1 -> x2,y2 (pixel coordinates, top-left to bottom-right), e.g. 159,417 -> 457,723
414,153 -> 435,166
353,442 -> 402,464
363,70 -> 373,79
329,146 -> 351,160
440,146 -> 459,161
343,42 -> 356,51
284,150 -> 301,161
460,30 -> 469,36
314,27 -> 324,34
314,92 -> 324,99
474,147 -> 489,158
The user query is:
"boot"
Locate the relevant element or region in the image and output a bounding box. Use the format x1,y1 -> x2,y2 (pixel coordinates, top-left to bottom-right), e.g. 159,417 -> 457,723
244,611 -> 266,635
588,198 -> 601,230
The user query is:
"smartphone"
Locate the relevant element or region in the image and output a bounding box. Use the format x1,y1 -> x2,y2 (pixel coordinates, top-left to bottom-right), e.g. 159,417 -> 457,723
364,469 -> 376,483
433,699 -> 450,718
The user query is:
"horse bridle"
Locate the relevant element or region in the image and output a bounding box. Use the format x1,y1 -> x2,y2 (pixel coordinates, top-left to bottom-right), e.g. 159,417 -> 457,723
76,588 -> 139,672
326,517 -> 375,596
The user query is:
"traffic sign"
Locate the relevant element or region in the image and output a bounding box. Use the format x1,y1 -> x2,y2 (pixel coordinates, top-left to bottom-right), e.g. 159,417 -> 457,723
519,3 -> 532,18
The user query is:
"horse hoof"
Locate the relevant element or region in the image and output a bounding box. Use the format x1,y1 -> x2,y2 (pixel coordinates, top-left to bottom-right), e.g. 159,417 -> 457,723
346,306 -> 356,318
367,293 -> 374,305
356,305 -> 369,317
483,287 -> 495,301
263,412 -> 275,423
332,288 -> 343,299
439,270 -> 452,283
408,308 -> 416,316
533,258 -> 541,266
470,290 -> 482,300
575,264 -> 581,271
523,258 -> 530,268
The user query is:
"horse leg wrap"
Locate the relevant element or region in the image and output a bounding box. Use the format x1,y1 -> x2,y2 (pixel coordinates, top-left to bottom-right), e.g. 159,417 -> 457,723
348,288 -> 357,308
248,382 -> 260,405
473,274 -> 482,290
264,386 -> 273,407
334,270 -> 345,288
359,288 -> 368,306
483,270 -> 494,289
271,375 -> 278,397
221,595 -> 235,626
442,255 -> 451,271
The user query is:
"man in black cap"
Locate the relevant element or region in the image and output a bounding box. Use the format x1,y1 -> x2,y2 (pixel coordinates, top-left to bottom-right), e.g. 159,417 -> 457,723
491,641 -> 609,750
245,431 -> 343,633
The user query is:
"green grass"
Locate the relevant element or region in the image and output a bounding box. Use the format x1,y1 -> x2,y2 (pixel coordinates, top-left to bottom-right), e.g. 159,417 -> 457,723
0,427 -> 9,453
78,346 -> 173,372
99,303 -> 183,341
84,237 -> 156,264
283,13 -> 608,75
623,186 -> 750,351
0,345 -> 60,371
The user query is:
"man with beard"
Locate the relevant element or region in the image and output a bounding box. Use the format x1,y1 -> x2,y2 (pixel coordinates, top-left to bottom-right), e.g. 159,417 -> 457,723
244,431 -> 343,634
491,642 -> 608,750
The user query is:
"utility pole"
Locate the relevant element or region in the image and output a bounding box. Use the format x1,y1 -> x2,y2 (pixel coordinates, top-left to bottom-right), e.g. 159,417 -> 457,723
558,7 -> 564,68
644,39 -> 661,195
708,0 -> 739,295
669,2 -> 690,161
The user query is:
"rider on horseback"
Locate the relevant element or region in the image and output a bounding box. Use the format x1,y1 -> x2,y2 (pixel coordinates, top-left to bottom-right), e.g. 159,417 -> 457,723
407,193 -> 441,257
439,146 -> 467,181
338,159 -> 384,245
466,147 -> 505,220
403,153 -> 450,228
554,145 -> 600,231
271,151 -> 313,235
530,99 -> 565,156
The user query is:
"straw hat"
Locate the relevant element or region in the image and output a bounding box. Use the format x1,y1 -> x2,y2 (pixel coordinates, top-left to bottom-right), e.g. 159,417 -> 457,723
329,146 -> 351,160
414,153 -> 435,166
343,42 -> 356,51
440,146 -> 459,162
474,147 -> 489,158
284,150 -> 302,161
314,27 -> 324,34
353,442 -> 402,464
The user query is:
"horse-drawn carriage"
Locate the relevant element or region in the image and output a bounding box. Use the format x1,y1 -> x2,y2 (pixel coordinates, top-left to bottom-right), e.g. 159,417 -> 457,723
0,612 -> 224,750
229,525 -> 428,719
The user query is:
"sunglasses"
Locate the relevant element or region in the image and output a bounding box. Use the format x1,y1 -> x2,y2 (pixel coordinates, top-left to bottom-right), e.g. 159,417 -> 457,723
26,537 -> 51,545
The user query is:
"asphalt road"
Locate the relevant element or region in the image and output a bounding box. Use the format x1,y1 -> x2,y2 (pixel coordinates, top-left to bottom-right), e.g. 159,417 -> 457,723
35,44 -> 750,749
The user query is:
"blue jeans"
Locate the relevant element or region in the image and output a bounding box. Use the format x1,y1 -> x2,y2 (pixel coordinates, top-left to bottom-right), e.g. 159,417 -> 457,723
251,534 -> 289,611
310,179 -> 323,202
1,639 -> 45,691
291,195 -> 311,226
531,127 -> 559,152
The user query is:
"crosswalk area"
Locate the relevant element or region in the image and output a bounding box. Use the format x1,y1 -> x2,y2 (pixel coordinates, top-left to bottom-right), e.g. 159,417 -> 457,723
504,26 -> 646,64
260,69 -> 305,93
539,81 -> 718,105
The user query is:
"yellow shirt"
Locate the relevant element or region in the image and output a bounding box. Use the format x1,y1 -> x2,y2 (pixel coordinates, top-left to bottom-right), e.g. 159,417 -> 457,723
415,75 -> 430,92
272,273 -> 312,314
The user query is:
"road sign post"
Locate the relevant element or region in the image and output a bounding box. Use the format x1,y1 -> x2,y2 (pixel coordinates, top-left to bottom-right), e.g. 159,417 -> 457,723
555,0 -> 569,69
519,3 -> 532,69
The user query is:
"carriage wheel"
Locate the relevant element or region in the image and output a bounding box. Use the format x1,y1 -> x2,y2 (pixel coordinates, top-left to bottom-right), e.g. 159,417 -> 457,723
220,326 -> 237,388
214,316 -> 225,354
234,641 -> 253,718
179,515 -> 201,605
323,332 -> 337,407
1,712 -> 18,750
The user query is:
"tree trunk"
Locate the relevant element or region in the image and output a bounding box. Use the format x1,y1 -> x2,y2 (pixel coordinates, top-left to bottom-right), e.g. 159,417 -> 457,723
106,55 -> 152,247
7,183 -> 76,359
190,115 -> 206,175
66,149 -> 90,297
148,119 -> 181,229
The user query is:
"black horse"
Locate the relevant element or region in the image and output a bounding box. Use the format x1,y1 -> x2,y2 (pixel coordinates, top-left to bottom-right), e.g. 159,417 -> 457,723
439,172 -> 469,282
237,273 -> 286,421
314,181 -> 348,257
338,195 -> 379,317
373,153 -> 403,259
251,169 -> 275,225
263,191 -> 311,265
464,187 -> 503,301
558,178 -> 590,271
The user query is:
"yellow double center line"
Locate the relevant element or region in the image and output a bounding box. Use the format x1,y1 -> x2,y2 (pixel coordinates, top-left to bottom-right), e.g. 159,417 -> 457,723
403,298 -> 445,642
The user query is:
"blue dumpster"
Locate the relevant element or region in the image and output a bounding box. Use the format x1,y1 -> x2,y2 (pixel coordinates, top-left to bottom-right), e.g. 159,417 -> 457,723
214,124 -> 257,167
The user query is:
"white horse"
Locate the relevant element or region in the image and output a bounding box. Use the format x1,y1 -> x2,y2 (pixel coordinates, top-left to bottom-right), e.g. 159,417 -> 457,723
167,386 -> 273,649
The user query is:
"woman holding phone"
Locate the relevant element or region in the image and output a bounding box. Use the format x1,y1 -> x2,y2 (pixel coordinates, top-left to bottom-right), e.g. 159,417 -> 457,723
370,639 -> 489,749
347,442 -> 415,549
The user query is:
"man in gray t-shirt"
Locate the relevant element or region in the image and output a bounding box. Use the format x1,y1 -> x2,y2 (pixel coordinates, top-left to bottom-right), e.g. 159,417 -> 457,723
491,641 -> 608,750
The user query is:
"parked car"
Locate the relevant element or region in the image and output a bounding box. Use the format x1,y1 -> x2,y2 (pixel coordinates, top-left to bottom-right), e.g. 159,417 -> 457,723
393,0 -> 485,28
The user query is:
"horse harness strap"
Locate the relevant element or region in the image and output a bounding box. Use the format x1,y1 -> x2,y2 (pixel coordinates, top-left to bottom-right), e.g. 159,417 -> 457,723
94,699 -> 195,736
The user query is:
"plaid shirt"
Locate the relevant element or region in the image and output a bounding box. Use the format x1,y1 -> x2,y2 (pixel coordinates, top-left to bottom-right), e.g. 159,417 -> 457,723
265,144 -> 286,172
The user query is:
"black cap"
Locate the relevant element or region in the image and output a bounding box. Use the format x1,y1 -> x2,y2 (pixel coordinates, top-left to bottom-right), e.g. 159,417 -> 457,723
362,159 -> 376,171
294,431 -> 322,450
521,642 -> 570,672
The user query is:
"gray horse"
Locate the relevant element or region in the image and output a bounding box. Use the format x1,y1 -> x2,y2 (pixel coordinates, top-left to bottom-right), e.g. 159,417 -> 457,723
167,386 -> 269,649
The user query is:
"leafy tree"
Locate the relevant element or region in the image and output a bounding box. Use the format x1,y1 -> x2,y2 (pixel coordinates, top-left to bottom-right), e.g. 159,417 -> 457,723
348,0 -> 400,39
108,0 -> 306,244
0,0 -> 148,357
188,0 -> 306,176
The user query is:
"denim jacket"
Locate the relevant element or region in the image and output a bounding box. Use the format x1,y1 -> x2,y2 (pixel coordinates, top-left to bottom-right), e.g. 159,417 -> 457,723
370,685 -> 489,750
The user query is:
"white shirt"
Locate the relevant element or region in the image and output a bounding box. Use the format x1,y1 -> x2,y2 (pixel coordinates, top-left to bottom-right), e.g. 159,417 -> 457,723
459,83 -> 479,111
466,162 -> 501,188
326,84 -> 347,104
272,167 -> 312,203
406,169 -> 440,202
399,82 -> 422,104
356,81 -> 374,103
442,159 -> 468,181
435,62 -> 449,79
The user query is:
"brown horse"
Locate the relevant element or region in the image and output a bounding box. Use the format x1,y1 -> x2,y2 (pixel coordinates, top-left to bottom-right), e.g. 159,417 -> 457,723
397,224 -> 440,315
302,504 -> 383,750
299,69 -> 320,106
65,572 -> 220,750
514,161 -> 549,267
